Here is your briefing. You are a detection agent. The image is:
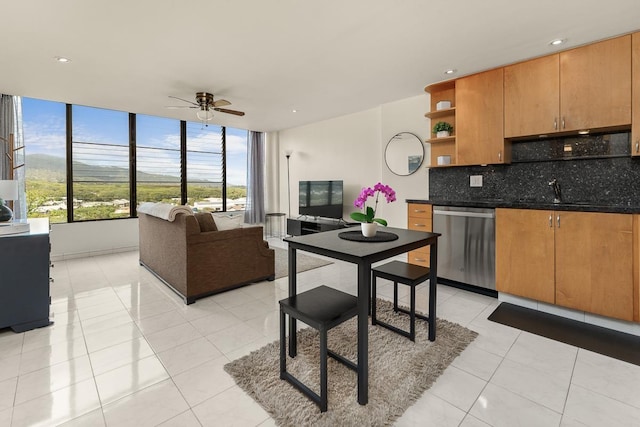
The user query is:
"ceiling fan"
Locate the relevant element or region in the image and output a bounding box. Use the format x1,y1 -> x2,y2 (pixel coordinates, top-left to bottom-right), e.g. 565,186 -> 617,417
167,92 -> 245,122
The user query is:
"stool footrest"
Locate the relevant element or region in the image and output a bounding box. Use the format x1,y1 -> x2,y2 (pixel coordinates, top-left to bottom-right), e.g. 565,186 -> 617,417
328,350 -> 357,372
396,306 -> 430,322
280,371 -> 322,407
372,319 -> 412,339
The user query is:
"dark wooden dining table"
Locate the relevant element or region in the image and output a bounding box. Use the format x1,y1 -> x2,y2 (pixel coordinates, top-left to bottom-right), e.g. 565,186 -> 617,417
284,226 -> 440,405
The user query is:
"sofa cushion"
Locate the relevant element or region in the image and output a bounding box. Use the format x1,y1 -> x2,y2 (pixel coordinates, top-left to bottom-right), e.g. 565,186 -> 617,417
213,213 -> 244,230
194,212 -> 218,232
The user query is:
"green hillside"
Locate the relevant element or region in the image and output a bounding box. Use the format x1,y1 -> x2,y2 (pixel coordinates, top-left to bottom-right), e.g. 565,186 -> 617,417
26,154 -> 181,182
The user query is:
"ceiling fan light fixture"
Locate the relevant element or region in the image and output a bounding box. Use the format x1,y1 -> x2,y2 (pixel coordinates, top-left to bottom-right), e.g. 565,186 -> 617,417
196,109 -> 214,122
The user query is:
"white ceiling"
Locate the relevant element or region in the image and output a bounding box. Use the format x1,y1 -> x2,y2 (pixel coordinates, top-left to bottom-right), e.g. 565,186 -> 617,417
1,1 -> 639,132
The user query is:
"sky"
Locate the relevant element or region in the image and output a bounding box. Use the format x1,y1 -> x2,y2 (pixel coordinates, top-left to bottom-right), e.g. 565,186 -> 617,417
22,97 -> 248,186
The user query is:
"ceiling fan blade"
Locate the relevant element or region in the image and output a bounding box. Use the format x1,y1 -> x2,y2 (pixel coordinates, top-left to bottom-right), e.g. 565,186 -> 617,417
212,99 -> 231,107
165,105 -> 199,109
168,95 -> 198,106
214,107 -> 245,116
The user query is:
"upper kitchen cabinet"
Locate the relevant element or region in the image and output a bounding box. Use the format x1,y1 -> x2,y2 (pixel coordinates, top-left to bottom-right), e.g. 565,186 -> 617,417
504,54 -> 560,138
561,35 -> 631,132
633,32 -> 640,156
504,35 -> 632,139
456,67 -> 509,165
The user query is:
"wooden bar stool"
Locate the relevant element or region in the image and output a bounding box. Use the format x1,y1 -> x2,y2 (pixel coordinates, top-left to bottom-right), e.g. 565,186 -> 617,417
279,285 -> 358,412
371,260 -> 432,342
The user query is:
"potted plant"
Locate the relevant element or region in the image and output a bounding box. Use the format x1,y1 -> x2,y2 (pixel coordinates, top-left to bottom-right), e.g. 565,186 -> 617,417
350,182 -> 396,237
433,121 -> 453,138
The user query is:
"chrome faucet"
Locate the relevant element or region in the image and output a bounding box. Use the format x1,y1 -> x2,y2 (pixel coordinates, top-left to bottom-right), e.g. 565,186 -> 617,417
549,178 -> 561,203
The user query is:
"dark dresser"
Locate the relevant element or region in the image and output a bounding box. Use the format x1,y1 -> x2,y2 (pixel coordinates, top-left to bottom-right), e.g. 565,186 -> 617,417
0,218 -> 51,332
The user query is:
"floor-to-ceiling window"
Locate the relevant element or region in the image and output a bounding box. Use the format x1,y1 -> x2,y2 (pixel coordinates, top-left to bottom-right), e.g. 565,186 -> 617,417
136,114 -> 181,205
71,105 -> 130,221
22,98 -> 67,223
226,126 -> 249,210
186,122 -> 224,211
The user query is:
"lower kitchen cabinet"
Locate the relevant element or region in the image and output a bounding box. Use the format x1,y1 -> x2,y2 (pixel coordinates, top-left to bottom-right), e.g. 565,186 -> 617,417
496,208 -> 635,321
555,211 -> 633,321
496,209 -> 555,303
407,203 -> 432,267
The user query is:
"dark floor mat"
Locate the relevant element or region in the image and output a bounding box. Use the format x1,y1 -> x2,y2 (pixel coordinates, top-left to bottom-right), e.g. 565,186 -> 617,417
488,303 -> 640,366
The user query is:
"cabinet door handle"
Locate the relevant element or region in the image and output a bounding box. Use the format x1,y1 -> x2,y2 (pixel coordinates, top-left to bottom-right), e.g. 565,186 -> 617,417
557,215 -> 561,228
549,215 -> 552,227
562,117 -> 565,129
554,118 -> 557,130
498,151 -> 502,161
636,141 -> 639,153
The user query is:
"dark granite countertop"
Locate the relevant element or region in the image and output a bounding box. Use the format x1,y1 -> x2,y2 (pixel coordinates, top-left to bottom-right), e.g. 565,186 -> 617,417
406,199 -> 640,214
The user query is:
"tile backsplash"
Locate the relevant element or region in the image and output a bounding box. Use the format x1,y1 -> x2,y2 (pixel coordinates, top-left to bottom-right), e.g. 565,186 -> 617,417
429,132 -> 640,207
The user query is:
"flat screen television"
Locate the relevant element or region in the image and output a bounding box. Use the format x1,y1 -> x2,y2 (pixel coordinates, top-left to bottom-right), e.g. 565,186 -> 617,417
298,180 -> 343,219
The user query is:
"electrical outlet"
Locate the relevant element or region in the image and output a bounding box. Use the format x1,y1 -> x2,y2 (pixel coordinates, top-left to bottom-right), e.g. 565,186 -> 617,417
470,175 -> 483,187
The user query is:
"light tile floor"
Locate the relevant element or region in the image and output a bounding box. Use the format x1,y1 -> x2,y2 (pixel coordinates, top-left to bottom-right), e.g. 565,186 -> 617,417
1,238 -> 640,426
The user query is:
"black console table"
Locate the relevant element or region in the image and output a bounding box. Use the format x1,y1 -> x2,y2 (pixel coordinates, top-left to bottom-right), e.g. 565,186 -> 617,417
287,217 -> 357,236
0,218 -> 51,332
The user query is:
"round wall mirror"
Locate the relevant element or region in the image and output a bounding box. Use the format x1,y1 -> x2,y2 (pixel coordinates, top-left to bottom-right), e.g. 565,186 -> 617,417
384,132 -> 424,176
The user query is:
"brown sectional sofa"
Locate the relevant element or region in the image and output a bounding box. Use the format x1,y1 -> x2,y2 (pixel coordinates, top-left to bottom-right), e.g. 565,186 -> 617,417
138,211 -> 275,304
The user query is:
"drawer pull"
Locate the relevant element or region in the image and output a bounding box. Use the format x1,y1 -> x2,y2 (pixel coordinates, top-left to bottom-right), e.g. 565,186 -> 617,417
413,224 -> 426,227
413,209 -> 427,213
414,258 -> 427,262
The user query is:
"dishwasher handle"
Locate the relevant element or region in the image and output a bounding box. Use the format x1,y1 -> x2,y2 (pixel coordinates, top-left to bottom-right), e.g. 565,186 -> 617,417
433,209 -> 495,219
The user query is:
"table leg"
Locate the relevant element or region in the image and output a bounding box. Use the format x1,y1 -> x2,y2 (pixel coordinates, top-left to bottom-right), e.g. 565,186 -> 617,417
428,241 -> 438,341
357,262 -> 370,405
288,246 -> 297,357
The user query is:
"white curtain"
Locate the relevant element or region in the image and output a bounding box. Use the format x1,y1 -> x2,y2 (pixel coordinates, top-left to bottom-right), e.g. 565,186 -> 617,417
0,95 -> 25,220
244,131 -> 265,224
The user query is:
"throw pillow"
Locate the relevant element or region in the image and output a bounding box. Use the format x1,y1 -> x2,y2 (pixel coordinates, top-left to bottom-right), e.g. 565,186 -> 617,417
212,213 -> 244,231
194,212 -> 218,232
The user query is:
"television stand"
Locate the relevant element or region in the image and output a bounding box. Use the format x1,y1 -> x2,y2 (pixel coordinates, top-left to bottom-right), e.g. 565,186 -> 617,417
287,217 -> 358,236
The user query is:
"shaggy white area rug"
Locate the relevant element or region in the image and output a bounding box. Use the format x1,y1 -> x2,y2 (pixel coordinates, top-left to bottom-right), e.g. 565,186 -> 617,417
225,299 -> 477,426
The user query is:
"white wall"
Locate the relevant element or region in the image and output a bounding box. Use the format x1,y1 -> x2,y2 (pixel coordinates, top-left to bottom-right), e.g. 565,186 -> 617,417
380,94 -> 430,227
276,93 -> 429,228
50,218 -> 139,260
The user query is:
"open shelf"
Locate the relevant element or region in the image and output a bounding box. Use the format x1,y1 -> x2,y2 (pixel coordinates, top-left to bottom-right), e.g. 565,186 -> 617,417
425,107 -> 456,119
426,135 -> 456,144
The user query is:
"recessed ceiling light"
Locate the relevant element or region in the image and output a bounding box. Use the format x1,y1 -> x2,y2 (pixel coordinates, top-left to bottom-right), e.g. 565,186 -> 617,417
549,39 -> 566,46
444,69 -> 457,75
54,56 -> 71,63
292,109 -> 297,113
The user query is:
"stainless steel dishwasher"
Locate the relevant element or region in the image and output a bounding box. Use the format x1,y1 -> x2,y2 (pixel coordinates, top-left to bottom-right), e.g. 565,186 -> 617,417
432,206 -> 496,291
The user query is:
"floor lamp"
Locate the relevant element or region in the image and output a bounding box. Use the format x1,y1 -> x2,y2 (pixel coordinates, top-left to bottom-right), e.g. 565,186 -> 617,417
285,150 -> 292,217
